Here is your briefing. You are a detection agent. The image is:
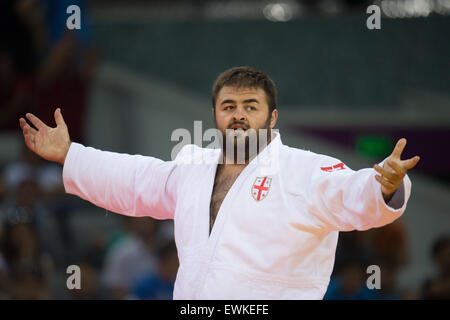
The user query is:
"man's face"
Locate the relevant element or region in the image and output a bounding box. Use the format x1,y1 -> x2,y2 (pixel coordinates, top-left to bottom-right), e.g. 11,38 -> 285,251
213,86 -> 278,158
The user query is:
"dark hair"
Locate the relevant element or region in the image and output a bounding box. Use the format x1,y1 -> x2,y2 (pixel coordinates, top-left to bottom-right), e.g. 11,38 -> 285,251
211,66 -> 277,113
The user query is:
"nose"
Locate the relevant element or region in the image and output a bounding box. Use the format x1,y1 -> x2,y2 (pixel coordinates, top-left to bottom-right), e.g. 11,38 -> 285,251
232,106 -> 247,122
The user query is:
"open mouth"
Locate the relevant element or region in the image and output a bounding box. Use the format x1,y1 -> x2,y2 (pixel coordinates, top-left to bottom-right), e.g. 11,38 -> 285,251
229,124 -> 248,131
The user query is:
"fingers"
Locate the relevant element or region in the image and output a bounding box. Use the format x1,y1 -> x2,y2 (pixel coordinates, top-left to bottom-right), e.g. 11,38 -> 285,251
54,108 -> 66,127
19,117 -> 26,130
375,174 -> 395,190
386,159 -> 406,176
23,133 -> 36,151
20,118 -> 37,152
25,113 -> 47,131
391,138 -> 407,160
19,118 -> 38,135
374,164 -> 397,181
403,156 -> 420,170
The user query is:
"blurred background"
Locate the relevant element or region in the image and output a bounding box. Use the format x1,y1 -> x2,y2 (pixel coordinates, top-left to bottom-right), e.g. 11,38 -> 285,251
0,0 -> 449,299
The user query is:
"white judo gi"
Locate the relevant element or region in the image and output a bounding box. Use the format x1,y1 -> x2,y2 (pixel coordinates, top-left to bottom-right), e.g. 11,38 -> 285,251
62,132 -> 411,299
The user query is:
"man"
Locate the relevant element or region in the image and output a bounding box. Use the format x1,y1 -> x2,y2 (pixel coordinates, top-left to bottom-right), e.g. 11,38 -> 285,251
19,66 -> 420,299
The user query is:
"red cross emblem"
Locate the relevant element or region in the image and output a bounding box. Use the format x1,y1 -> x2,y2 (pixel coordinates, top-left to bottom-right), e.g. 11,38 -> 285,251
251,177 -> 272,201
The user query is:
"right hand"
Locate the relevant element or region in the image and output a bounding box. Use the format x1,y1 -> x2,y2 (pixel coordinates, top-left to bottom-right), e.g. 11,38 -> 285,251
19,108 -> 71,165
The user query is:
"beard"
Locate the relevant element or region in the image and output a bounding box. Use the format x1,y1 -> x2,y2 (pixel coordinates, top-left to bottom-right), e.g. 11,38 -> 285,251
215,115 -> 272,164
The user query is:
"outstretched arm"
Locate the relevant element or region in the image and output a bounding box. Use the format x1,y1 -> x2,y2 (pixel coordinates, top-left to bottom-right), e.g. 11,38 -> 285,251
19,109 -> 178,219
308,138 -> 419,232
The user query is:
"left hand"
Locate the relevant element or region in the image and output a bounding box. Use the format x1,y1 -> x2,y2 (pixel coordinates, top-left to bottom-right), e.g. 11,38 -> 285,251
373,138 -> 420,200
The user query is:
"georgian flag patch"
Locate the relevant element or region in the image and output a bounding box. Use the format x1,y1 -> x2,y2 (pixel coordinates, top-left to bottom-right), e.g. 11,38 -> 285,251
251,177 -> 272,201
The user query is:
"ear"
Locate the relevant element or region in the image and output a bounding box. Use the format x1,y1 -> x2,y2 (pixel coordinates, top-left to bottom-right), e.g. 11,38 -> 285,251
269,109 -> 278,129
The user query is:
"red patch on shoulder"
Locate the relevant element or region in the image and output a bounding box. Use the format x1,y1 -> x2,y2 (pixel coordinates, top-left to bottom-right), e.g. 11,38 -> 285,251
321,162 -> 346,172
320,166 -> 333,172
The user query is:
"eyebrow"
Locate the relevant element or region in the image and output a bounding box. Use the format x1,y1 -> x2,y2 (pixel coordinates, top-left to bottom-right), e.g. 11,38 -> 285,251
220,99 -> 260,105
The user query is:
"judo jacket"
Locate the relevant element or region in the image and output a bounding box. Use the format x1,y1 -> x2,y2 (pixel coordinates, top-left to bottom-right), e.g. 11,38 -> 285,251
63,132 -> 411,299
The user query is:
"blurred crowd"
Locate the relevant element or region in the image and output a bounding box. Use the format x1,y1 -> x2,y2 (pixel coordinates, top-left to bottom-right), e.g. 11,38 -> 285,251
1,0 -> 449,300
0,0 -> 180,300
0,145 -> 178,300
324,225 -> 450,300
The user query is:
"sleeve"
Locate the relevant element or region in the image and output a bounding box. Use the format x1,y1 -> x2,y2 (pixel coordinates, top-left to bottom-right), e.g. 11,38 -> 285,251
308,155 -> 412,232
62,142 -> 179,220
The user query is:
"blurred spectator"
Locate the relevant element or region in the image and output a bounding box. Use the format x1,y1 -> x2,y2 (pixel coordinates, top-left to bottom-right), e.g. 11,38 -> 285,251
34,0 -> 98,143
2,145 -> 63,198
1,0 -> 98,144
333,231 -> 376,273
7,262 -> 49,299
330,219 -> 409,300
0,214 -> 7,299
0,252 -> 7,299
101,217 -> 160,299
0,176 -> 6,298
324,257 -> 380,300
0,0 -> 41,130
1,145 -> 82,266
421,235 -> 450,299
1,148 -> 64,262
68,262 -> 102,300
83,234 -> 108,272
0,175 -> 7,209
368,219 -> 409,270
376,259 -> 403,299
131,240 -> 178,300
1,222 -> 53,299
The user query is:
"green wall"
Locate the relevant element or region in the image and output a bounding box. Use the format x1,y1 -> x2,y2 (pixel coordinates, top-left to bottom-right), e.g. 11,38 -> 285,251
92,15 -> 450,109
